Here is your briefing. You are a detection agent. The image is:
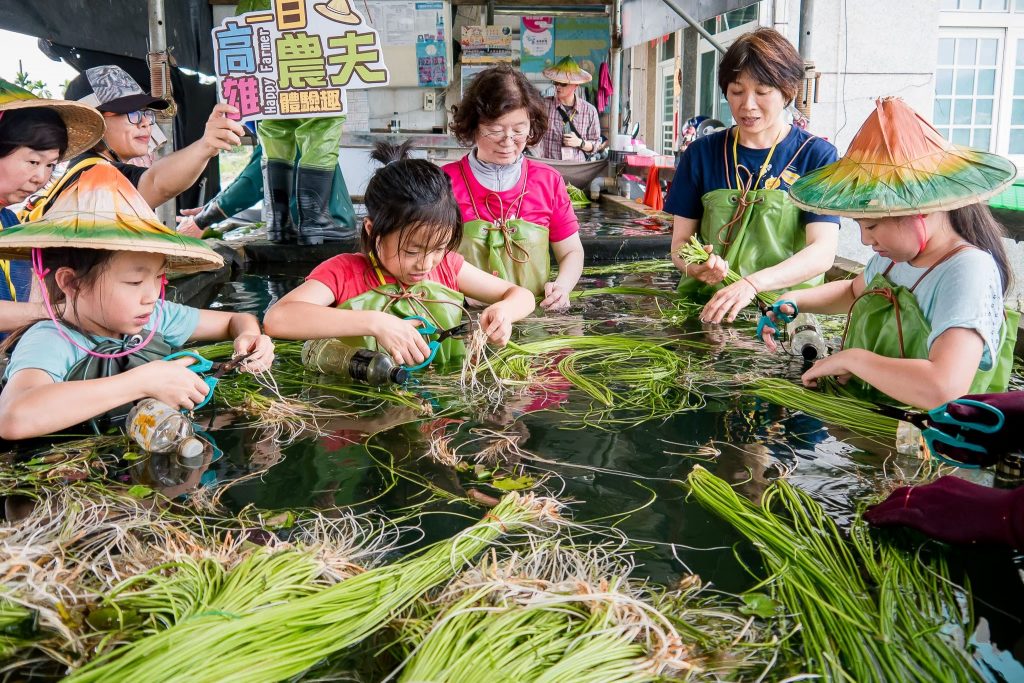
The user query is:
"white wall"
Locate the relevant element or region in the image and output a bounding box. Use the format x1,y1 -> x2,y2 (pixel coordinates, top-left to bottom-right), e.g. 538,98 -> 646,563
777,0 -> 940,152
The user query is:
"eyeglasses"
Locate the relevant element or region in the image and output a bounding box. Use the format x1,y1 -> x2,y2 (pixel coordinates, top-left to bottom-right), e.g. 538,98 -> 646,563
125,109 -> 157,126
481,128 -> 530,142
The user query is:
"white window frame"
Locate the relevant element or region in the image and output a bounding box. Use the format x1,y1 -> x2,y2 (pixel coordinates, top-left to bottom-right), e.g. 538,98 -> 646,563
693,8 -> 763,123
938,10 -> 1024,168
656,58 -> 676,154
934,27 -> 1003,151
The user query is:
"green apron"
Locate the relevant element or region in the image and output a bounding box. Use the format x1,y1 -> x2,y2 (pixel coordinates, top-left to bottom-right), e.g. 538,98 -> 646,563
678,130 -> 821,298
455,158 -> 550,297
843,246 -> 1019,402
336,257 -> 467,367
64,332 -> 177,432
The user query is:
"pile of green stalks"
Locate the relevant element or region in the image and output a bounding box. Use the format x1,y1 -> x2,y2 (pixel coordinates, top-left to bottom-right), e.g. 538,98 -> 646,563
687,467 -> 980,682
676,235 -> 778,307
566,183 -> 591,208
391,542 -> 695,682
465,335 -> 705,427
66,493 -> 562,683
743,377 -> 899,440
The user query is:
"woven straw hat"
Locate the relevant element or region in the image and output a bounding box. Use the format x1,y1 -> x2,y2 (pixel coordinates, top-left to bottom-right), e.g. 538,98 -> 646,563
0,163 -> 223,273
0,79 -> 105,161
789,97 -> 1017,218
542,56 -> 592,85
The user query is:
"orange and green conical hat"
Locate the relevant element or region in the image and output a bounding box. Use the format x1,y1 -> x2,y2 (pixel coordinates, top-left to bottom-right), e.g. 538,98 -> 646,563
0,78 -> 104,160
0,163 -> 223,273
542,56 -> 592,85
789,97 -> 1016,218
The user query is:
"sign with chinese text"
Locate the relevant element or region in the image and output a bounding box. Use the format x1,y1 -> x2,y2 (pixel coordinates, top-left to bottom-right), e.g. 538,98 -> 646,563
212,0 -> 390,122
460,25 -> 512,64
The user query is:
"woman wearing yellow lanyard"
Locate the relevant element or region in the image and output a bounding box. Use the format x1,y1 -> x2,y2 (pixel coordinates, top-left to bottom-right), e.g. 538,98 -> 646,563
0,79 -> 103,333
666,28 -> 840,324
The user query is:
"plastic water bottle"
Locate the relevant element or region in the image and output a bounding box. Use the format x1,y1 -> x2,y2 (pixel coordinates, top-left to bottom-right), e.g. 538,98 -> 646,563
786,313 -> 828,361
126,398 -> 205,460
302,338 -> 410,386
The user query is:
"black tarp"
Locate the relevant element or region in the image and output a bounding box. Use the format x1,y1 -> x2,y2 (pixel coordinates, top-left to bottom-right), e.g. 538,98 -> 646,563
0,2 -> 221,209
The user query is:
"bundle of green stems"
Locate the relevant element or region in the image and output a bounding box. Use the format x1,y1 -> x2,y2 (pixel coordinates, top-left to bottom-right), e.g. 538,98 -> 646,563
687,467 -> 979,682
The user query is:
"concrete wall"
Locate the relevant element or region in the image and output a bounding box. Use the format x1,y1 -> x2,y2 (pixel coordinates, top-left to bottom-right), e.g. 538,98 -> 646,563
778,0 -> 940,152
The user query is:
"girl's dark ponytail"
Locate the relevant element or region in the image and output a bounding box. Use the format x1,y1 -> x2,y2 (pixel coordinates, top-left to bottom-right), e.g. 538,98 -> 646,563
948,203 -> 1012,294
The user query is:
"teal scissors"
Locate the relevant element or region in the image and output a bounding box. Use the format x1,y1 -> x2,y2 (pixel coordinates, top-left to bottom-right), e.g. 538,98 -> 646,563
755,299 -> 798,339
162,350 -> 255,409
402,316 -> 470,372
871,399 -> 1005,468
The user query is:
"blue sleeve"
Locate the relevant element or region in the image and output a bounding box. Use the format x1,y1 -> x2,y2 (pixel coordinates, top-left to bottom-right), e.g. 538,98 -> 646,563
924,251 -> 1004,369
797,138 -> 840,226
3,322 -> 82,383
862,254 -> 887,283
155,300 -> 201,347
664,140 -> 705,220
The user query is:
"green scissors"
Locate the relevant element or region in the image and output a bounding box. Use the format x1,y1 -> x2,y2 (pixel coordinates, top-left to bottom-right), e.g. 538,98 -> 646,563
871,399 -> 1005,468
162,350 -> 255,409
402,316 -> 469,371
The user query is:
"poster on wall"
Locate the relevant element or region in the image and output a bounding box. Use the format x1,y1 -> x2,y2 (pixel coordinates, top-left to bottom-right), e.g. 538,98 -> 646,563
520,16 -> 554,74
551,16 -> 610,84
414,1 -> 448,86
211,0 -> 391,122
461,25 -> 513,63
364,1 -> 445,47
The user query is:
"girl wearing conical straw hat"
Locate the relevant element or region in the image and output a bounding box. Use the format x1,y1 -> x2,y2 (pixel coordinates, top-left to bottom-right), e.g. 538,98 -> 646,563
761,97 -> 1018,410
0,78 -> 104,331
0,165 -> 274,440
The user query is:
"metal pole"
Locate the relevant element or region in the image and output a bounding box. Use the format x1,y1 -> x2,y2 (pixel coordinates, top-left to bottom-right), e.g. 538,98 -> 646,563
798,0 -> 814,58
608,0 -> 622,147
148,0 -> 175,226
662,0 -> 726,55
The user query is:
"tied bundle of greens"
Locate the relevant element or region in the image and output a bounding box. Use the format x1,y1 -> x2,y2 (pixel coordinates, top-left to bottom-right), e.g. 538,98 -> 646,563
676,235 -> 778,307
67,493 -> 561,683
687,467 -> 980,682
566,183 -> 591,208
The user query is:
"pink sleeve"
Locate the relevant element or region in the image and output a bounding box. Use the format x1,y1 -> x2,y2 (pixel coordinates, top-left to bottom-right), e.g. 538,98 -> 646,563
436,251 -> 465,289
546,172 -> 579,243
307,254 -> 363,304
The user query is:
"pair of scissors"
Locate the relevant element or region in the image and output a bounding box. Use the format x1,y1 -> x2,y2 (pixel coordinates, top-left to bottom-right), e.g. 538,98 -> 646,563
755,299 -> 798,340
403,316 -> 469,371
162,350 -> 255,409
871,399 -> 1005,468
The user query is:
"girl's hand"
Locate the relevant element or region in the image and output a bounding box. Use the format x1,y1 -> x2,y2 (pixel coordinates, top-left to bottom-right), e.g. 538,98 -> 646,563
701,278 -> 756,324
233,332 -> 275,372
371,313 -> 431,366
800,350 -> 853,388
479,303 -> 513,346
540,282 -> 571,311
685,244 -> 728,285
131,356 -> 211,410
759,301 -> 796,351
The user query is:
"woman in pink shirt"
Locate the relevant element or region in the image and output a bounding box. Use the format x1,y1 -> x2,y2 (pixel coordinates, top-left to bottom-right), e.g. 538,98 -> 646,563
443,65 -> 584,311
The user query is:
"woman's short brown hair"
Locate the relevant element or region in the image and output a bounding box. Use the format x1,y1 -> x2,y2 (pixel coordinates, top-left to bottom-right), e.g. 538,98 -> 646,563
450,64 -> 548,147
717,28 -> 804,103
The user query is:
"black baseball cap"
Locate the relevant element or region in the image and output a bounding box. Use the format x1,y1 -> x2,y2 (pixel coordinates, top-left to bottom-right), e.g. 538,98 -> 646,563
65,65 -> 170,114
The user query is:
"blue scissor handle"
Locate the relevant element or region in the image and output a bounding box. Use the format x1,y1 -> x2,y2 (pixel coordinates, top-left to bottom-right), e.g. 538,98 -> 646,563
922,428 -> 987,469
771,300 -> 799,324
403,316 -> 441,372
928,399 -> 1005,435
162,351 -> 217,409
756,314 -> 778,340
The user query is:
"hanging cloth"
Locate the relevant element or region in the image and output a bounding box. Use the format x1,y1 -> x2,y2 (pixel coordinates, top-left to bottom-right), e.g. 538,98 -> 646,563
597,62 -> 613,113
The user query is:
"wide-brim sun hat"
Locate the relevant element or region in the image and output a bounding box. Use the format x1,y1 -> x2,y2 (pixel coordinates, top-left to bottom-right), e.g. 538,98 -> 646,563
789,97 -> 1017,218
542,56 -> 592,85
0,163 -> 223,273
0,79 -> 105,161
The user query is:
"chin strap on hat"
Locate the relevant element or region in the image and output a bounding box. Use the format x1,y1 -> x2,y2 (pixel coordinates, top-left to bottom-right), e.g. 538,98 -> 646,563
31,247 -> 166,359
